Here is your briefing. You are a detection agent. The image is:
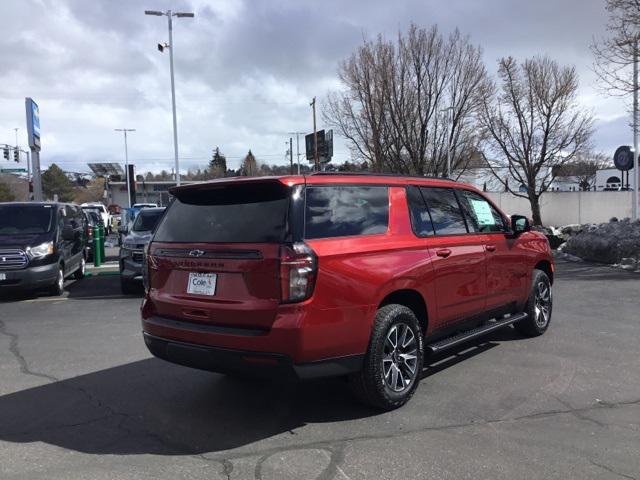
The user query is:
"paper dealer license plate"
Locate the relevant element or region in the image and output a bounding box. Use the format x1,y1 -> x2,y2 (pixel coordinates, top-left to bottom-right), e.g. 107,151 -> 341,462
187,272 -> 217,296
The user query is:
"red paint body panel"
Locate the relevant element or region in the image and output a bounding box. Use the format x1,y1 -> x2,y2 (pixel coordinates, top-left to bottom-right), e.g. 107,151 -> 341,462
141,175 -> 553,368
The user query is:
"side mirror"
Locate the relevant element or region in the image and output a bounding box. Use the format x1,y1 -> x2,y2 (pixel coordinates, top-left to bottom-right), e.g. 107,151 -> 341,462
510,215 -> 531,234
61,225 -> 75,241
118,225 -> 128,235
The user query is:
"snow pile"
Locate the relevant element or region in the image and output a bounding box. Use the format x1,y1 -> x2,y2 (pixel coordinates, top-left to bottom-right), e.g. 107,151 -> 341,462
561,219 -> 640,266
532,224 -> 584,249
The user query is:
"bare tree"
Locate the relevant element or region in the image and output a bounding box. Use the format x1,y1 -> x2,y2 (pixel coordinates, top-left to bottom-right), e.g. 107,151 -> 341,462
591,0 -> 640,96
480,56 -> 594,225
324,24 -> 491,175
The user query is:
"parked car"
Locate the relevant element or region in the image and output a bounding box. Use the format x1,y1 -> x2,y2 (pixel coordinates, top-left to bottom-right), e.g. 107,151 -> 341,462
119,207 -> 165,294
81,203 -> 111,233
141,174 -> 554,410
81,209 -> 103,261
0,202 -> 87,296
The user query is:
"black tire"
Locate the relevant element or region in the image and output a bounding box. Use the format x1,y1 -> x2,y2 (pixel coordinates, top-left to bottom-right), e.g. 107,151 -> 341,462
49,265 -> 65,296
74,257 -> 86,280
120,278 -> 136,295
349,304 -> 424,410
515,269 -> 553,337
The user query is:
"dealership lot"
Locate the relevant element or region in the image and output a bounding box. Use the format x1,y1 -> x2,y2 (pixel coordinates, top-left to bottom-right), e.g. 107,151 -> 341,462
0,258 -> 638,480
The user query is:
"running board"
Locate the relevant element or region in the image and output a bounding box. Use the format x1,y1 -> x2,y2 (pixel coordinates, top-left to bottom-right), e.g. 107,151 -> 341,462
426,313 -> 528,354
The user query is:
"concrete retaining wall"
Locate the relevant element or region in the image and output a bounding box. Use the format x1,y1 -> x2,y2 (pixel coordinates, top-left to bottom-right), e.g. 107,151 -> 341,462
485,191 -> 634,226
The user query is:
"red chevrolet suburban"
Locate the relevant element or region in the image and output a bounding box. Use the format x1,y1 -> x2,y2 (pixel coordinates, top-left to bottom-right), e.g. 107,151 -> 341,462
141,173 -> 553,410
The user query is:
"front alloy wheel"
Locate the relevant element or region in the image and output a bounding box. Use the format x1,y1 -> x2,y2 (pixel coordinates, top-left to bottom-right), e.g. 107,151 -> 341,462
534,280 -> 551,328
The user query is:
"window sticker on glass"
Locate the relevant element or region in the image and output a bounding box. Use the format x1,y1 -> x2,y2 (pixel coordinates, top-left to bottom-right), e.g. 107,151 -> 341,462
470,199 -> 495,226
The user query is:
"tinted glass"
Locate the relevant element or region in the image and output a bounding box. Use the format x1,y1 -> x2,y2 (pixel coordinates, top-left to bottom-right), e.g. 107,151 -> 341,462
406,186 -> 434,237
153,182 -> 290,243
133,210 -> 164,232
420,187 -> 467,235
0,205 -> 54,234
305,186 -> 389,239
458,190 -> 505,233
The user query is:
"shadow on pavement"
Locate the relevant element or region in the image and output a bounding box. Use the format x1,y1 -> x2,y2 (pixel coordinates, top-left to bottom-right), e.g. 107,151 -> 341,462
0,357 -> 376,455
554,257 -> 639,282
0,328 -> 523,456
65,274 -> 143,300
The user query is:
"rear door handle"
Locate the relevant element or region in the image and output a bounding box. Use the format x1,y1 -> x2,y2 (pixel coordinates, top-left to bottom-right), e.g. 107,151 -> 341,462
486,245 -> 496,252
436,248 -> 452,258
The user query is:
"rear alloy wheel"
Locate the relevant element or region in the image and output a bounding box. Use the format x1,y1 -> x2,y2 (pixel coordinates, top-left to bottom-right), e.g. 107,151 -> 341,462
515,269 -> 553,337
74,257 -> 86,280
350,304 -> 424,410
50,266 -> 65,296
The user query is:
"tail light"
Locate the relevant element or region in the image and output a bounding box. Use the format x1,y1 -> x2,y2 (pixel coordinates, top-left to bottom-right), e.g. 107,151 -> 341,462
280,242 -> 317,303
143,244 -> 159,293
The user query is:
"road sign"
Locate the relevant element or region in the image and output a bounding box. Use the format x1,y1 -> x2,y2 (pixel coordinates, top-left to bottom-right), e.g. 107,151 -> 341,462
613,145 -> 634,171
0,168 -> 27,173
305,129 -> 333,163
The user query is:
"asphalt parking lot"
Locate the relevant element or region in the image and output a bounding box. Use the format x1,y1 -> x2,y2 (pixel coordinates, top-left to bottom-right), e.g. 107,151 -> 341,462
0,258 -> 638,480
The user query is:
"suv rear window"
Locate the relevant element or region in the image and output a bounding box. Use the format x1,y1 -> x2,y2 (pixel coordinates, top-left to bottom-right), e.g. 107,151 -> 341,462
153,182 -> 290,243
305,186 -> 389,239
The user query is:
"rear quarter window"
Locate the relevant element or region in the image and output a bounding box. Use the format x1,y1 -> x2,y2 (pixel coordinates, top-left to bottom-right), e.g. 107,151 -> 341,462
304,185 -> 389,239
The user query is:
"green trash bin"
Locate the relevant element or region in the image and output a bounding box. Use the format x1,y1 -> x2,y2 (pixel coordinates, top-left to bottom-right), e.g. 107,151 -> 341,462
98,225 -> 106,261
93,225 -> 102,267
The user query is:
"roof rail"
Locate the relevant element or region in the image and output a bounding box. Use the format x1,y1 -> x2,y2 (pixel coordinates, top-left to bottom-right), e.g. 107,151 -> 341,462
309,172 -> 456,181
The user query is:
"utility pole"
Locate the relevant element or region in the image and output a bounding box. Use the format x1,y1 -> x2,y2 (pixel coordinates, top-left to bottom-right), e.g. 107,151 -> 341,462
288,132 -> 304,175
310,97 -> 318,171
634,38 -> 639,221
145,9 -> 194,186
289,137 -> 293,175
115,128 -> 136,208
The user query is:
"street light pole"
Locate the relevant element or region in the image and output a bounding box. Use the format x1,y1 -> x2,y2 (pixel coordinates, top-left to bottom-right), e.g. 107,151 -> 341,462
145,9 -> 194,186
633,38 -> 638,221
115,128 -> 135,208
439,107 -> 453,178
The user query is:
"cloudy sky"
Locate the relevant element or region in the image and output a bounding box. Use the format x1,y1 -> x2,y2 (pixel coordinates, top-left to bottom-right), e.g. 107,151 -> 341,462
0,0 -> 630,175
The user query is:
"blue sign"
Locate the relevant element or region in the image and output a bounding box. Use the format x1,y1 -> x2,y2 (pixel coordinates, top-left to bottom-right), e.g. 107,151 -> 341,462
31,101 -> 40,138
25,97 -> 41,150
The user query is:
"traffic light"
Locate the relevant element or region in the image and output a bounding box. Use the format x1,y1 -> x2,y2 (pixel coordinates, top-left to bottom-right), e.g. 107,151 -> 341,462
13,149 -> 19,162
2,147 -> 8,160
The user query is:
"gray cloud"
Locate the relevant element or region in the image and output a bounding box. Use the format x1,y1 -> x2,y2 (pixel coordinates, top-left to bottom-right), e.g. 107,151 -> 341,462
0,0 -> 628,174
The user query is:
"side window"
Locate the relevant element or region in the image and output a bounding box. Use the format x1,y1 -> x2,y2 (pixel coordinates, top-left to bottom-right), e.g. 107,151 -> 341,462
406,186 -> 434,237
305,186 -> 389,239
419,187 -> 468,235
458,190 -> 505,233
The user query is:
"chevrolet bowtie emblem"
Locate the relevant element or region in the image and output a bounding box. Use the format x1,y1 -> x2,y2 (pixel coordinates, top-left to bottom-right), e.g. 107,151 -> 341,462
189,250 -> 205,257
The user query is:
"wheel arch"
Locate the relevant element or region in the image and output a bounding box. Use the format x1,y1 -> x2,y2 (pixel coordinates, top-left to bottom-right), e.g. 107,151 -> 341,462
378,289 -> 429,334
534,259 -> 554,284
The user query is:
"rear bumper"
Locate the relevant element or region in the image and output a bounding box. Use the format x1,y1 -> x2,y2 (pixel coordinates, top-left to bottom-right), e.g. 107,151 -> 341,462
0,262 -> 58,290
143,331 -> 363,380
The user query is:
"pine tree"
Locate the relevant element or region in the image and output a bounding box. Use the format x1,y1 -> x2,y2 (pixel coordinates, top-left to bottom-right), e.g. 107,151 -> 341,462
209,147 -> 227,178
42,164 -> 76,202
240,150 -> 258,176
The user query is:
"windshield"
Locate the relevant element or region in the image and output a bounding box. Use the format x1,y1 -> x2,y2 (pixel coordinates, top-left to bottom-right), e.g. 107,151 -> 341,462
133,210 -> 164,232
153,182 -> 290,243
0,205 -> 54,235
